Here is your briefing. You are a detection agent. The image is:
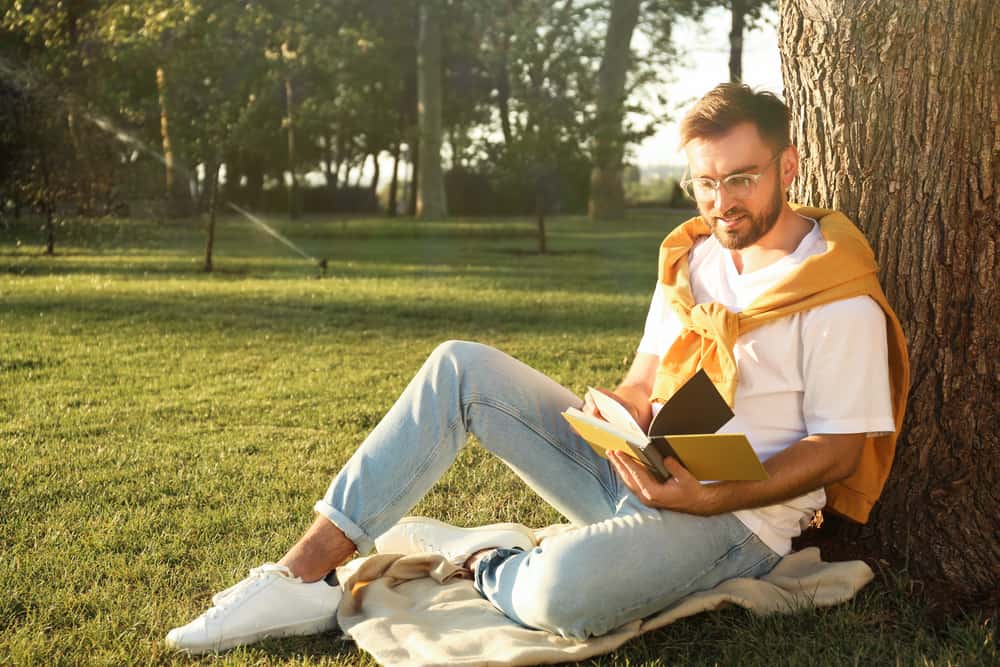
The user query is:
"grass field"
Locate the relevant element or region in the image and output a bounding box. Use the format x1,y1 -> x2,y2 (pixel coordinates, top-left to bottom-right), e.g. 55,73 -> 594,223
1,213 -> 994,665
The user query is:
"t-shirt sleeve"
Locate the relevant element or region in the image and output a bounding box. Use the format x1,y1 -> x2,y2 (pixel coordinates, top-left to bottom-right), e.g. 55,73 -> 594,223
638,282 -> 684,358
801,296 -> 896,436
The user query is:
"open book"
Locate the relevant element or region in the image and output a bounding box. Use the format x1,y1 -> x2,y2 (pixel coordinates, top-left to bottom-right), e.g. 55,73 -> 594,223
562,369 -> 768,482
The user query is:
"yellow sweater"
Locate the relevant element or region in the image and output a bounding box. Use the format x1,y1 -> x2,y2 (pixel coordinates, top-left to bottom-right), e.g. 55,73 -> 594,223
652,205 -> 910,523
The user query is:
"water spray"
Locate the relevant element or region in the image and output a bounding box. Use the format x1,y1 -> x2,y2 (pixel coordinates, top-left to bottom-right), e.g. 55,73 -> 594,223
0,55 -> 327,276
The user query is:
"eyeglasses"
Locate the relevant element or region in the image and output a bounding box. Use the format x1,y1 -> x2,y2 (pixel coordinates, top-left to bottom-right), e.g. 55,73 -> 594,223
680,149 -> 785,202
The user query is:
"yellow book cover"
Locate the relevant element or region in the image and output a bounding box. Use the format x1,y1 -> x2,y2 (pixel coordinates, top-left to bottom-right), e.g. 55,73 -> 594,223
561,370 -> 768,482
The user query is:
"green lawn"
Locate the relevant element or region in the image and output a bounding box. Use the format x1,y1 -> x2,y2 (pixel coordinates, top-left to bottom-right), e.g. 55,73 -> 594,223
1,213 -> 994,665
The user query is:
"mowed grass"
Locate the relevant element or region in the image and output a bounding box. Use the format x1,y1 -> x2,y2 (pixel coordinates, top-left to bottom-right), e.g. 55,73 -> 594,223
1,213 -> 994,666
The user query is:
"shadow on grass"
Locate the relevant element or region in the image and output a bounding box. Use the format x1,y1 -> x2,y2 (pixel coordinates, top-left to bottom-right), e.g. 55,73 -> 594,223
3,286 -> 648,339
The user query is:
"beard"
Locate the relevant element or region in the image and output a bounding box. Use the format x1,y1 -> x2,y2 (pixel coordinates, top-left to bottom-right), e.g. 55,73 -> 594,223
704,182 -> 784,250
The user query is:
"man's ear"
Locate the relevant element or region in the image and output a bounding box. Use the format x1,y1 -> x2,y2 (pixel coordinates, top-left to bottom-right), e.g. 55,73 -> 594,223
780,145 -> 799,190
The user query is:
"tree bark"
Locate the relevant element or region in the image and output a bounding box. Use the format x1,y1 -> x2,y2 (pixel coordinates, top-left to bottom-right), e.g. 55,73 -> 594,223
780,0 -> 999,607
416,0 -> 447,218
587,0 -> 641,221
729,0 -> 746,82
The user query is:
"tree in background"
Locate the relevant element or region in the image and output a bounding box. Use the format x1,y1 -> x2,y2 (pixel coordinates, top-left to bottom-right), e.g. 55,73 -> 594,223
1,0 -> 712,230
780,0 -> 998,606
416,0 -> 447,218
587,0 -> 641,221
727,0 -> 774,82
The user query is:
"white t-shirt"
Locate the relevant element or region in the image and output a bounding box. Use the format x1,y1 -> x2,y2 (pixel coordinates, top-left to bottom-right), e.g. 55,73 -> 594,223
638,218 -> 895,555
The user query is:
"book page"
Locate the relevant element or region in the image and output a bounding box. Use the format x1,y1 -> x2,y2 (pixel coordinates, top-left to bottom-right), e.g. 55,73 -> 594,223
585,388 -> 646,440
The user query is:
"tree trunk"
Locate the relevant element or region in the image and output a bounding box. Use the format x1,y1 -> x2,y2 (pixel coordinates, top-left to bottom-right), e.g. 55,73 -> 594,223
587,0 -> 641,221
155,67 -> 179,205
780,0 -> 999,607
535,190 -> 547,255
245,163 -> 263,210
729,0 -> 746,82
408,135 -> 420,216
497,28 -> 513,146
203,161 -> 220,272
370,151 -> 381,200
416,0 -> 447,218
35,129 -> 57,255
285,76 -> 299,220
324,133 -> 337,192
388,143 -> 401,217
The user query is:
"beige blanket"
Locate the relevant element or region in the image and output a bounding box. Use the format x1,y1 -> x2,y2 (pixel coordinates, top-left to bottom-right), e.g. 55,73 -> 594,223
335,526 -> 873,667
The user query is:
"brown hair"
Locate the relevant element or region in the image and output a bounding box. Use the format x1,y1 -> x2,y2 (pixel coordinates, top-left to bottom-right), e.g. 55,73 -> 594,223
680,83 -> 790,151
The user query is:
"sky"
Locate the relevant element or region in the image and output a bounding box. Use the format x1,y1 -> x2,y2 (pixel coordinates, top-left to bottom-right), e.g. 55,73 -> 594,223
633,6 -> 782,167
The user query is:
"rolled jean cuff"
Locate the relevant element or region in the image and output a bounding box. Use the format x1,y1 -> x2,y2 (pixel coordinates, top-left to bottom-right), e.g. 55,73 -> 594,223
312,500 -> 375,555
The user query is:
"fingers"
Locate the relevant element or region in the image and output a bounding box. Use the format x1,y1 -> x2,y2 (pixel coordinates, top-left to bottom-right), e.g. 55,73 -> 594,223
663,456 -> 693,484
608,451 -> 654,502
581,392 -> 604,420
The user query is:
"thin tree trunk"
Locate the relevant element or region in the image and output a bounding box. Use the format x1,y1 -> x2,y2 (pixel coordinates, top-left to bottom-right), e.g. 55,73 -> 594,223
408,136 -> 420,216
156,67 -> 178,201
324,134 -> 336,190
587,0 -> 641,221
285,76 -> 299,220
246,163 -> 263,210
39,142 -> 55,255
203,161 -> 220,272
729,0 -> 746,82
535,190 -> 547,255
781,0 -> 999,607
370,151 -> 381,200
416,0 -> 447,218
388,143 -> 401,217
497,28 -> 513,146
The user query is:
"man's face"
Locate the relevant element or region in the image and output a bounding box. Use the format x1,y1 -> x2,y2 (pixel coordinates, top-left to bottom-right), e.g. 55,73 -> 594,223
683,122 -> 791,250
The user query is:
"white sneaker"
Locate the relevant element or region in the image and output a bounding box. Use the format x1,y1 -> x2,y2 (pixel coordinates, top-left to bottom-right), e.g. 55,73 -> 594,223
165,563 -> 341,655
374,516 -> 536,566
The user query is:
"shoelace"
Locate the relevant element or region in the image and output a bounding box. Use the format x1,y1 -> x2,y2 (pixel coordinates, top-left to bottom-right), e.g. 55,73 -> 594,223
207,563 -> 298,617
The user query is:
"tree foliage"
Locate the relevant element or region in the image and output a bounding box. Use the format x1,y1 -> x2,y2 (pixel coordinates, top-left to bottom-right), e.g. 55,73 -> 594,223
1,0 -> 713,230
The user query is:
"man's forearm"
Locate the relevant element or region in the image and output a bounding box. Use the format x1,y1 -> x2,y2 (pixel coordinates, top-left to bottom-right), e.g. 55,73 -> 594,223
692,433 -> 864,515
607,431 -> 867,518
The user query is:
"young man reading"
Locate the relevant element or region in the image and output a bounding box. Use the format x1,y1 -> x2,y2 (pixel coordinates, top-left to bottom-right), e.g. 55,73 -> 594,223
166,83 -> 908,654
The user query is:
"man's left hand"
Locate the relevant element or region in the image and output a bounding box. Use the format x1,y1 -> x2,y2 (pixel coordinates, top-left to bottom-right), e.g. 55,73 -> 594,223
607,450 -> 716,515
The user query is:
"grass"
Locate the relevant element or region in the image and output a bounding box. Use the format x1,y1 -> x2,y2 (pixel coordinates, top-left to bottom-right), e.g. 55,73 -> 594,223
1,212 -> 995,666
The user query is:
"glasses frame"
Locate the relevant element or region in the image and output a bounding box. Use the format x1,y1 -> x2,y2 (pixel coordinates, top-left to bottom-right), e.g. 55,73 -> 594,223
680,148 -> 786,202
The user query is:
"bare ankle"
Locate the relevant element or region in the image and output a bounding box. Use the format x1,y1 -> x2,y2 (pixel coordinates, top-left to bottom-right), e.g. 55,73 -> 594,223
280,515 -> 357,582
463,548 -> 496,572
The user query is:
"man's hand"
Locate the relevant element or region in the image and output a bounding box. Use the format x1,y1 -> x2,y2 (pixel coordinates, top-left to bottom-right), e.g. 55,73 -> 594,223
607,451 -> 716,515
606,432 -> 866,517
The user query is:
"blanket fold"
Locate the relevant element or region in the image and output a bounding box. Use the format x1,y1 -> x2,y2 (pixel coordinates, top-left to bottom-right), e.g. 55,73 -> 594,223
335,526 -> 874,667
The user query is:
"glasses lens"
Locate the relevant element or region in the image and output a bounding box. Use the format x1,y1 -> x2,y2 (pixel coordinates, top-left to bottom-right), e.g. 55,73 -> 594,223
691,179 -> 717,201
724,175 -> 755,198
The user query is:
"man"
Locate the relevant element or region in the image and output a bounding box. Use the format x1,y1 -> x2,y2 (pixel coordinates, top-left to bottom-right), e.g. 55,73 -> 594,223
166,83 -> 907,654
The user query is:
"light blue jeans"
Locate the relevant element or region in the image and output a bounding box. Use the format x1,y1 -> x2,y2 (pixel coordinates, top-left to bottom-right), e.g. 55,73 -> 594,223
314,340 -> 781,639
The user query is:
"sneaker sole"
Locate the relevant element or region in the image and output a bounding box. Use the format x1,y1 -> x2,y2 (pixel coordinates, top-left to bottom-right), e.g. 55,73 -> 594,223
392,516 -> 537,544
167,615 -> 338,655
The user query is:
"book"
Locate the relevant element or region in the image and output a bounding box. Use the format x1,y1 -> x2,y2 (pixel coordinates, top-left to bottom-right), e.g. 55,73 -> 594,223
561,369 -> 768,482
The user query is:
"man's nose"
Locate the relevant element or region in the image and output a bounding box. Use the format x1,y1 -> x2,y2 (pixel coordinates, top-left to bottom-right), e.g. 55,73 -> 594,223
713,183 -> 736,213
